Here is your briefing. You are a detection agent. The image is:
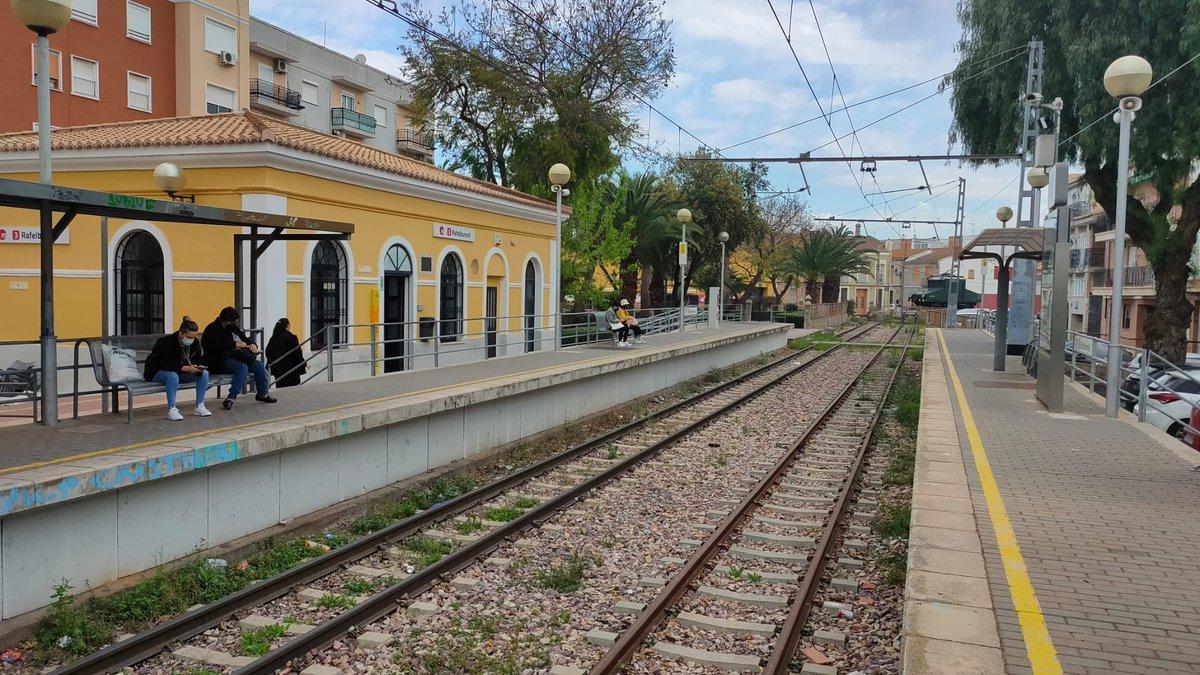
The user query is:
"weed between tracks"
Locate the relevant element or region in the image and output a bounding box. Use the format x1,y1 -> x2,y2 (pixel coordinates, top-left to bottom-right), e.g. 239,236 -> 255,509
868,345 -> 922,586
239,621 -> 287,656
25,348 -> 792,669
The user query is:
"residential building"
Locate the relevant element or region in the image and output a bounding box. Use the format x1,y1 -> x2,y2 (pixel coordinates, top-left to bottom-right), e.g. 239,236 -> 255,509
1064,175 -> 1104,334
248,18 -> 432,161
0,4 -> 433,163
0,113 -> 551,372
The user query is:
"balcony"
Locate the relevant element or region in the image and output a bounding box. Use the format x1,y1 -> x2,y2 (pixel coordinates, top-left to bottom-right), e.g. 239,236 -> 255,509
249,78 -> 303,117
330,107 -> 376,138
1091,265 -> 1155,288
396,127 -> 434,160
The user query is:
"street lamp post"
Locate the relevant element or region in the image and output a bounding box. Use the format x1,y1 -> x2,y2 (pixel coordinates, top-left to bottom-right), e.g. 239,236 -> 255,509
1103,55 -> 1153,417
548,163 -> 571,351
13,0 -> 71,426
676,208 -> 691,332
718,230 -> 729,325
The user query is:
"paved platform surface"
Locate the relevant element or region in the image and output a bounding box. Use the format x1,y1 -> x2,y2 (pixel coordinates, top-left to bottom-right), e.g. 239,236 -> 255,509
936,328 -> 1200,674
0,323 -> 770,476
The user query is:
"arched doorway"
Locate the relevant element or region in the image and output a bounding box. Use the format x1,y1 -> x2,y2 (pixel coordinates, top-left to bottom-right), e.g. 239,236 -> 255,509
114,230 -> 165,336
382,243 -> 412,372
524,259 -> 539,352
310,240 -> 348,350
439,253 -> 463,342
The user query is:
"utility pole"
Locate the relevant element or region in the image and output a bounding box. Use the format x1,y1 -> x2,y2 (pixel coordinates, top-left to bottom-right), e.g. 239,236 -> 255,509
1008,39 -> 1044,355
945,177 -> 967,328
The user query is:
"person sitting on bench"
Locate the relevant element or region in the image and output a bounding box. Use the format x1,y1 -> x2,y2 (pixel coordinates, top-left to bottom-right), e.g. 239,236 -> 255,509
617,299 -> 645,344
604,300 -> 632,348
144,316 -> 212,421
203,307 -> 277,410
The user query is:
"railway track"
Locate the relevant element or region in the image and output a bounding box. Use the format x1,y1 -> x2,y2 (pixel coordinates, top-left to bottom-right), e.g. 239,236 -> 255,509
53,322 -> 888,675
594,325 -> 915,674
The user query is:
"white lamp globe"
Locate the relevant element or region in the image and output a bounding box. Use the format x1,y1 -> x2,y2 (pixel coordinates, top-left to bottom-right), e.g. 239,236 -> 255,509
11,0 -> 71,34
1103,55 -> 1153,98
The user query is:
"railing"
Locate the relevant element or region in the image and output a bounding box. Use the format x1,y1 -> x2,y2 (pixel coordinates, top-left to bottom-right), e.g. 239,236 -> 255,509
1088,245 -> 1106,268
330,107 -> 377,135
1092,213 -> 1114,233
397,127 -> 434,152
1069,247 -> 1105,270
1091,265 -> 1155,288
250,78 -> 303,110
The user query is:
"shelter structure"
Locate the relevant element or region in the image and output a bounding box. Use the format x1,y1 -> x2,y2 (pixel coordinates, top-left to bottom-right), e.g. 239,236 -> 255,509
959,227 -> 1045,371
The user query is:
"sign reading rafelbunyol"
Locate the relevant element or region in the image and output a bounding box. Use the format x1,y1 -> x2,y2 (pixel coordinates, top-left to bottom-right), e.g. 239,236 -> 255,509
0,227 -> 69,245
433,223 -> 475,242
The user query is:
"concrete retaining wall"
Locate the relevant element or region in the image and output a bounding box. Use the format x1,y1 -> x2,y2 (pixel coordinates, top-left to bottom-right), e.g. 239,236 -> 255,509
0,326 -> 785,619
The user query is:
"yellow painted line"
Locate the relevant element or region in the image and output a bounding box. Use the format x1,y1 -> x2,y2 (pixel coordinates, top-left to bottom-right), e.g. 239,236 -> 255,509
1,332 -> 731,477
936,328 -> 1061,674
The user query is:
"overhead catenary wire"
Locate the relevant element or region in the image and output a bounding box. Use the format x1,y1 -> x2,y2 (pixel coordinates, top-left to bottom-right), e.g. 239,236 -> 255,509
719,43 -> 1030,152
764,0 -> 891,231
835,178 -> 959,217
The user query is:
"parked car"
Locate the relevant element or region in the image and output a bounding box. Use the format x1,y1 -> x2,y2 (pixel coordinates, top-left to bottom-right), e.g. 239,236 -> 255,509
1134,374 -> 1200,439
1121,364 -> 1200,411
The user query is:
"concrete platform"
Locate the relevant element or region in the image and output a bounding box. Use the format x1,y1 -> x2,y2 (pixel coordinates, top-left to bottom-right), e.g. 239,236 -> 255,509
906,328 -> 1200,675
0,322 -> 786,619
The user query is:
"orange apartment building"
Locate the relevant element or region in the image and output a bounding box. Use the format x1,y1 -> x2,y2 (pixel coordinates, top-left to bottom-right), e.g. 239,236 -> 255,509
0,0 -> 258,131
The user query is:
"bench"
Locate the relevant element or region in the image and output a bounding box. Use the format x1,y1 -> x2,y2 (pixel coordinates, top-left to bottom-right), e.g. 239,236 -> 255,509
0,360 -> 38,421
77,336 -> 235,423
591,311 -> 623,346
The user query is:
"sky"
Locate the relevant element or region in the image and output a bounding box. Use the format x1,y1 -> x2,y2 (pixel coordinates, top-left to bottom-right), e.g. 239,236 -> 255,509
251,0 -> 1034,241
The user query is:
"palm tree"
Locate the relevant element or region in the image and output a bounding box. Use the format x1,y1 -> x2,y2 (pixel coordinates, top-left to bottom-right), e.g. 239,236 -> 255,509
605,172 -> 679,303
782,227 -> 872,304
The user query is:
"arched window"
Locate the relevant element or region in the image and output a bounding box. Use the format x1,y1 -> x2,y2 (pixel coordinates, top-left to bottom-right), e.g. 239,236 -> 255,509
524,260 -> 538,352
439,253 -> 463,342
310,240 -> 348,349
115,231 -> 164,335
384,243 -> 413,274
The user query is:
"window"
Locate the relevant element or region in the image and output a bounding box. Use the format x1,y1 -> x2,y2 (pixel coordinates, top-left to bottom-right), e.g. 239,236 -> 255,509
115,231 -> 165,336
70,56 -> 99,99
341,92 -> 356,111
31,45 -> 63,91
310,241 -> 348,349
439,254 -> 464,342
205,83 -> 236,114
127,72 -> 151,112
301,80 -> 319,105
73,0 -> 98,25
373,105 -> 388,127
257,62 -> 273,83
967,269 -> 975,280
204,17 -> 237,54
126,2 -> 151,42
1122,302 -> 1132,330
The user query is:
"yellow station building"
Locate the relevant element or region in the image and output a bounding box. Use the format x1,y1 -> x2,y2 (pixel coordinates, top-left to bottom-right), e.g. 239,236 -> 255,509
0,112 -> 558,372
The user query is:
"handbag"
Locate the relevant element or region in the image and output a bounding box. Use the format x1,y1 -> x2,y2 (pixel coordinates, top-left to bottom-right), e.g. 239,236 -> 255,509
231,348 -> 258,365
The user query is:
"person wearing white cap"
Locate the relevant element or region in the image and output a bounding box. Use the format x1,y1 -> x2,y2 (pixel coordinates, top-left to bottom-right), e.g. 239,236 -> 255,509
617,299 -> 645,344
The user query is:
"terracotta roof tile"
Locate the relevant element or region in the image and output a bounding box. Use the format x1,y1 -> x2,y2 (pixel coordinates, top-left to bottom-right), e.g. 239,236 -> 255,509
0,112 -> 554,212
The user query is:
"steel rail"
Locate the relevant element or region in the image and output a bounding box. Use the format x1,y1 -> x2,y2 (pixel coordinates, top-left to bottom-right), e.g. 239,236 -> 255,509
236,324 -> 883,674
589,322 -> 907,673
763,324 -> 916,673
56,323 -> 876,675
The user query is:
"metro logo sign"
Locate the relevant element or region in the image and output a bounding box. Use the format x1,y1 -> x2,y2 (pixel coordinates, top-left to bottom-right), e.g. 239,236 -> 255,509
433,223 -> 475,242
0,227 -> 69,244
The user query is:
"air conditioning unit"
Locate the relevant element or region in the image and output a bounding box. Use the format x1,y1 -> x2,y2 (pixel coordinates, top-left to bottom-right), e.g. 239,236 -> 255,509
218,50 -> 237,67
274,58 -> 288,73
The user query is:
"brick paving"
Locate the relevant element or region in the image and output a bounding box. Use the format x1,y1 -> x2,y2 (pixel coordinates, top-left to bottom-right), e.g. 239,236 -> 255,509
940,329 -> 1200,674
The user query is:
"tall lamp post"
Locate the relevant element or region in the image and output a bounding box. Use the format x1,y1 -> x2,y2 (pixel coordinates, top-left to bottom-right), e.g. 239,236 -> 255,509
718,230 -> 729,325
992,206 -> 1014,370
676,208 -> 691,332
548,163 -> 571,351
13,0 -> 71,425
1103,55 -> 1153,417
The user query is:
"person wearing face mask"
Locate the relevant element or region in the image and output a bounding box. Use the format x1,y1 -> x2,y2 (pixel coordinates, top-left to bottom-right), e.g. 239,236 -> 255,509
202,306 -> 277,410
144,316 -> 212,421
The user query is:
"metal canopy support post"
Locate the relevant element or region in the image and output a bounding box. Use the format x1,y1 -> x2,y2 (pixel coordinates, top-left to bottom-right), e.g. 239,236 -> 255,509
39,202 -> 57,425
995,261 -> 1011,371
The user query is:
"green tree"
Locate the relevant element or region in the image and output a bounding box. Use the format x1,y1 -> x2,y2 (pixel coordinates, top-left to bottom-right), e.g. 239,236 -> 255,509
948,1 -> 1200,361
664,152 -> 769,304
782,227 -> 871,304
560,182 -> 635,309
399,0 -> 675,194
605,172 -> 680,302
729,195 -> 811,302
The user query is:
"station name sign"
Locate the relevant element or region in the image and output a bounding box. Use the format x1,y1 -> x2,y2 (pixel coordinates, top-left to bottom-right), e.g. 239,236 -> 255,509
0,226 -> 69,245
433,223 -> 475,242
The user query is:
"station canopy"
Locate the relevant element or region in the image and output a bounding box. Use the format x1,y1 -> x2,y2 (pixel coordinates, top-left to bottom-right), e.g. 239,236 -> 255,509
959,227 -> 1045,262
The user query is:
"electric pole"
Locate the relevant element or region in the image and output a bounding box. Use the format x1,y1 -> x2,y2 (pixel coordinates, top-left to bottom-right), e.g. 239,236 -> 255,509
1007,39 -> 1044,354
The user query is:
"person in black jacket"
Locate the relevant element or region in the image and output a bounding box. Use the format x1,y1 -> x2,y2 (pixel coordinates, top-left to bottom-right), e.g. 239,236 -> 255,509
265,318 -> 305,388
144,316 -> 212,421
202,306 -> 276,410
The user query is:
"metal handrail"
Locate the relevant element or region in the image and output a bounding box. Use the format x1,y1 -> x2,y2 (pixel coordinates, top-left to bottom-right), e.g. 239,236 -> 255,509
397,127 -> 434,149
330,107 -> 377,134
